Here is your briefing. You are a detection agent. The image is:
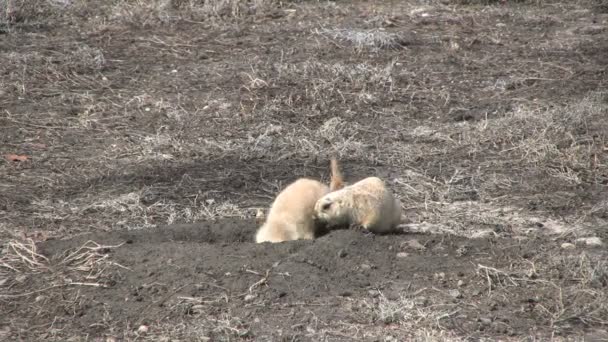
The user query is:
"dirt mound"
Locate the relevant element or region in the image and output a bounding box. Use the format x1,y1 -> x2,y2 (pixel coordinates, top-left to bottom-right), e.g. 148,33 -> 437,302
0,220 -> 604,340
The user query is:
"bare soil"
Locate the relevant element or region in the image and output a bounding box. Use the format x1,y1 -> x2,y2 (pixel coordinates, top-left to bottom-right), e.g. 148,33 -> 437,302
1,0 -> 608,340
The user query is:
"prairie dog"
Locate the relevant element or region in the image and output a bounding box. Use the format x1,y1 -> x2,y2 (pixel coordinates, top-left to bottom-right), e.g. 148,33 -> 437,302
255,158 -> 344,243
313,177 -> 402,234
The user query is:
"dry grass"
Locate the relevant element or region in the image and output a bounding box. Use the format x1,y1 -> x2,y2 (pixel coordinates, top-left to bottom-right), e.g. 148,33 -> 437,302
0,238 -> 125,294
315,28 -> 405,51
1,0 -> 286,28
0,238 -> 130,339
1,0 -> 607,339
474,251 -> 608,331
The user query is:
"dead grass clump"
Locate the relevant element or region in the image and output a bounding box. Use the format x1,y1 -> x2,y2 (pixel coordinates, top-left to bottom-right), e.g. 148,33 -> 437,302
109,0 -> 179,27
167,199 -> 248,223
0,238 -> 125,297
77,189 -> 250,229
542,253 -> 608,327
362,290 -> 463,338
109,0 -> 279,27
396,92 -> 608,225
0,239 -> 127,340
475,252 -> 608,331
1,0 -> 63,25
1,45 -> 106,97
471,92 -> 607,173
256,59 -> 395,111
315,28 -> 404,51
0,239 -> 49,275
245,117 -> 371,161
278,60 -> 395,91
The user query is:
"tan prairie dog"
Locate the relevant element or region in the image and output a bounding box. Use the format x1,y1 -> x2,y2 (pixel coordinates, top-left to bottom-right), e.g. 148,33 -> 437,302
255,158 -> 344,243
313,176 -> 402,234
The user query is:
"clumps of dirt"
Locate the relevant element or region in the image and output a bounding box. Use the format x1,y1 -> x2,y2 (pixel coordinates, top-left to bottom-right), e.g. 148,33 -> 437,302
2,220 -> 607,340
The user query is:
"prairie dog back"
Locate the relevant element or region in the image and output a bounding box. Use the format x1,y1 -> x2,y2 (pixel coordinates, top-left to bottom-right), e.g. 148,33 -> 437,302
255,178 -> 329,243
314,176 -> 402,234
255,157 -> 347,243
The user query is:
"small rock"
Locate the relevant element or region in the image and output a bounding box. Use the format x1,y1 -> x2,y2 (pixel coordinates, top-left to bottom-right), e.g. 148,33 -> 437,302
457,280 -> 465,287
34,295 -> 46,303
434,272 -> 446,280
560,242 -> 576,250
367,290 -> 380,298
448,289 -> 462,299
360,264 -> 372,270
244,294 -> 256,302
575,237 -> 603,247
337,249 -> 347,258
396,252 -> 409,258
191,304 -> 205,314
478,317 -> 492,325
0,278 -> 7,286
137,325 -> 149,334
15,275 -> 26,283
401,239 -> 426,251
470,230 -> 494,239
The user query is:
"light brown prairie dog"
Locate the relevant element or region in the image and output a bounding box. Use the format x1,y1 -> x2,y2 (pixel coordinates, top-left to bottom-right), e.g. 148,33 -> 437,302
255,158 -> 344,243
313,176 -> 402,234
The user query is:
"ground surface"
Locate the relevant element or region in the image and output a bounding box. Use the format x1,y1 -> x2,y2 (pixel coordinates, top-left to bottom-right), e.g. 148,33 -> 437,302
1,0 -> 608,340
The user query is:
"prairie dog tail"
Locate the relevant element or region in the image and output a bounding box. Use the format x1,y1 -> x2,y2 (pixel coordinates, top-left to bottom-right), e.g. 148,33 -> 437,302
329,157 -> 344,191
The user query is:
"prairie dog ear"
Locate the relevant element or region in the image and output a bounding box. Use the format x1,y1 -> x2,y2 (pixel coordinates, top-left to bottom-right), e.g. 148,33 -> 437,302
255,209 -> 265,225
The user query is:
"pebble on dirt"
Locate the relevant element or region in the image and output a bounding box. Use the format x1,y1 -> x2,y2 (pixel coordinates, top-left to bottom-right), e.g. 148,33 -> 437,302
575,237 -> 603,247
560,242 -> 576,250
401,239 -> 426,251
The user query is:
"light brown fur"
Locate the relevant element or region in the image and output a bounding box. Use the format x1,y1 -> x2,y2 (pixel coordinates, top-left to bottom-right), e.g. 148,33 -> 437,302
329,157 -> 344,191
255,158 -> 344,243
313,177 -> 402,234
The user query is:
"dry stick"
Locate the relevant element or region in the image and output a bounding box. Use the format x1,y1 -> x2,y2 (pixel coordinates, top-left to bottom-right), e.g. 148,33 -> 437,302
66,282 -> 105,288
247,269 -> 271,293
477,264 -> 520,296
3,241 -> 49,271
60,241 -> 125,266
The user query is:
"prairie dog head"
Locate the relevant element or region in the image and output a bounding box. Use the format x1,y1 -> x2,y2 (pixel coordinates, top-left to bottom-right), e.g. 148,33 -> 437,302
313,191 -> 350,227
